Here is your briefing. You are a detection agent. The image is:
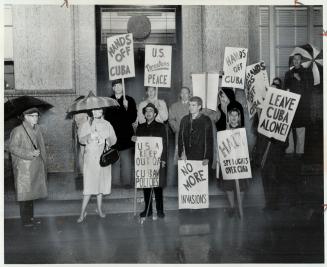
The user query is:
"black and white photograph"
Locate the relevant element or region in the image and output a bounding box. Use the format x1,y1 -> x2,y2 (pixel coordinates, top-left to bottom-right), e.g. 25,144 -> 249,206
2,0 -> 326,264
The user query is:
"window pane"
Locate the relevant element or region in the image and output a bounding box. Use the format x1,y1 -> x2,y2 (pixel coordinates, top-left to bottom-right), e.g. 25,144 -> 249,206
276,47 -> 293,67
4,27 -> 13,60
313,7 -> 322,26
259,7 -> 269,26
276,27 -> 295,46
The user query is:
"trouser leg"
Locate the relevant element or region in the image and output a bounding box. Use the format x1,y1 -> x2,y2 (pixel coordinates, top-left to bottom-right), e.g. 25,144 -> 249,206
154,187 -> 163,212
120,148 -> 134,187
19,200 -> 34,224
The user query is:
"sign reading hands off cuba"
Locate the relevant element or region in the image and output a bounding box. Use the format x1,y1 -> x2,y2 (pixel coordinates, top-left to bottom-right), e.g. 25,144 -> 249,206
245,61 -> 269,118
178,160 -> 209,209
107,33 -> 135,80
221,47 -> 248,89
258,87 -> 300,142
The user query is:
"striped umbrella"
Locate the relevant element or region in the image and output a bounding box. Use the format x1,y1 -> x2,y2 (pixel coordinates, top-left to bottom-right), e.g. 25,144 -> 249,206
289,43 -> 323,86
67,91 -> 119,113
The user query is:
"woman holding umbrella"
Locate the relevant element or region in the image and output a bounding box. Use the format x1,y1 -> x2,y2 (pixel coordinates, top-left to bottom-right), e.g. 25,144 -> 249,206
9,107 -> 48,227
69,92 -> 118,223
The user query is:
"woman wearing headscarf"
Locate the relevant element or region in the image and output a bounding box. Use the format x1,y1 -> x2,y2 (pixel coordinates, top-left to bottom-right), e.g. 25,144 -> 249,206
9,107 -> 47,227
216,87 -> 247,217
77,108 -> 117,223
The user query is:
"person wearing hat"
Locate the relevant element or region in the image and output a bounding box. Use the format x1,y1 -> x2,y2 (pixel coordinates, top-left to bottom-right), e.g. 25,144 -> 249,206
137,86 -> 168,125
104,79 -> 137,188
9,107 -> 48,227
134,103 -> 167,218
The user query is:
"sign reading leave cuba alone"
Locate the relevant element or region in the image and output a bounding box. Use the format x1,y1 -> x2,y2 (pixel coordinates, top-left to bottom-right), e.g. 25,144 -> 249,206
135,137 -> 163,188
258,87 -> 301,142
178,160 -> 209,209
144,45 -> 172,88
107,33 -> 135,80
221,47 -> 248,89
217,128 -> 252,180
245,61 -> 269,118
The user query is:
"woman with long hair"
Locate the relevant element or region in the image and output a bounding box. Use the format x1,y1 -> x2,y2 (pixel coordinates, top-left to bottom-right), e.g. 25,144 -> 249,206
77,108 -> 117,223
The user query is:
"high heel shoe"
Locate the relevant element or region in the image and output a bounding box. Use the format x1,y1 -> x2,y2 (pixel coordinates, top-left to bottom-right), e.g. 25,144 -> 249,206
77,211 -> 87,223
95,209 -> 106,218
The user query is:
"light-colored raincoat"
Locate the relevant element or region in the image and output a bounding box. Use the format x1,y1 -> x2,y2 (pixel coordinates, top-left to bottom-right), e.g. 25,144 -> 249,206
9,121 -> 47,201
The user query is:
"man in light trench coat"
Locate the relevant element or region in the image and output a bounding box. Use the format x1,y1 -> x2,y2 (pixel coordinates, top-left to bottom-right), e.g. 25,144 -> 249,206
9,107 -> 48,227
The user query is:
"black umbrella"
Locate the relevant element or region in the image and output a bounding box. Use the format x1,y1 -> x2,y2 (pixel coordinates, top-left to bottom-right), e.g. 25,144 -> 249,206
4,95 -> 53,121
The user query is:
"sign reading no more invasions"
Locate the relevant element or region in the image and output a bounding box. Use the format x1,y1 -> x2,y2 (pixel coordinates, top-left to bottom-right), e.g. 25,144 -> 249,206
144,45 -> 172,88
107,33 -> 135,80
178,160 -> 209,209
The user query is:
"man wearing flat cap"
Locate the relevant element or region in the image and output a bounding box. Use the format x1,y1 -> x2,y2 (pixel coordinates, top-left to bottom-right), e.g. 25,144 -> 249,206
134,103 -> 167,218
104,79 -> 137,188
9,107 -> 48,227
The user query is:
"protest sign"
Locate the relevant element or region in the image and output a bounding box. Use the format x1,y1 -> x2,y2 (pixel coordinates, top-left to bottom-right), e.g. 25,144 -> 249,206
217,128 -> 252,180
107,33 -> 135,80
192,73 -> 219,110
221,47 -> 248,89
258,87 -> 301,142
144,45 -> 172,88
245,61 -> 269,118
178,160 -> 209,209
135,137 -> 163,188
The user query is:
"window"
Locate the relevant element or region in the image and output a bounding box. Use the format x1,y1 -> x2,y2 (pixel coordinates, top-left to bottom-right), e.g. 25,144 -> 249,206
100,7 -> 177,48
259,6 -> 323,83
4,4 -> 14,90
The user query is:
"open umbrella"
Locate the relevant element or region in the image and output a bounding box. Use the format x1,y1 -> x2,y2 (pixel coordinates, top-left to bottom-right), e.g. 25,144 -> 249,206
289,43 -> 323,86
4,95 -> 54,121
67,91 -> 119,113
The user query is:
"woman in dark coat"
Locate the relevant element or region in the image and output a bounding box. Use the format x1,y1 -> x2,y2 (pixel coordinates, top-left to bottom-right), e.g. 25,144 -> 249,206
216,88 -> 247,216
135,103 -> 167,218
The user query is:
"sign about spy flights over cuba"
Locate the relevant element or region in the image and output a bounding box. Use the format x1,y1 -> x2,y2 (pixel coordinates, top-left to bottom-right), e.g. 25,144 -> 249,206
144,45 -> 172,88
217,128 -> 252,180
135,137 -> 163,189
221,47 -> 248,89
258,87 -> 301,142
107,33 -> 135,80
245,61 -> 269,119
178,160 -> 209,209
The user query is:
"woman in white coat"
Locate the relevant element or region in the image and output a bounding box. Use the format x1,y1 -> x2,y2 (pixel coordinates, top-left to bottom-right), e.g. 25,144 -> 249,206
77,108 -> 117,223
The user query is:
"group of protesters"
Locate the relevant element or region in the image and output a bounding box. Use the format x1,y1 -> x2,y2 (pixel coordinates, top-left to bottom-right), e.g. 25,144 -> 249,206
8,53 -> 313,226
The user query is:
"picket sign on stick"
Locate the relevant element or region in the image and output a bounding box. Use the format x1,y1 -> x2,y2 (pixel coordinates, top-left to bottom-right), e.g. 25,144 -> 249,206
221,47 -> 248,89
217,128 -> 252,218
178,160 -> 209,210
257,87 -> 301,142
122,78 -> 126,101
107,33 -> 135,80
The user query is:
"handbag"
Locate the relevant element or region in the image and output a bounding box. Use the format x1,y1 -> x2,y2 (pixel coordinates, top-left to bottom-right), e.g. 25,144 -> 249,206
99,140 -> 120,167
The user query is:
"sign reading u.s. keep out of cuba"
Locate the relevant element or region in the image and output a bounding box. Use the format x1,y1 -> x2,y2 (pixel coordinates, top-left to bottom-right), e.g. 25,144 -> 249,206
178,160 -> 209,209
258,87 -> 301,142
135,137 -> 163,188
221,47 -> 248,89
144,45 -> 172,88
107,33 -> 135,80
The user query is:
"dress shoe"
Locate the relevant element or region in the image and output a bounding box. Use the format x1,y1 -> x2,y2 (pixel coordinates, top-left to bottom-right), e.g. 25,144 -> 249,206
23,222 -> 34,228
140,210 -> 153,218
95,209 -> 106,218
157,211 -> 165,218
30,218 -> 41,225
77,211 -> 87,223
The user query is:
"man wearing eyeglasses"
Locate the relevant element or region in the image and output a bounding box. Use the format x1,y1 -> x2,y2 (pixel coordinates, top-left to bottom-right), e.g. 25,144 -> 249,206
178,96 -> 213,166
9,107 -> 48,227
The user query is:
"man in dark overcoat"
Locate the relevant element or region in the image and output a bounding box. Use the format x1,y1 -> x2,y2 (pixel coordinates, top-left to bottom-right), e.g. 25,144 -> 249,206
135,103 -> 167,218
178,96 -> 213,166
